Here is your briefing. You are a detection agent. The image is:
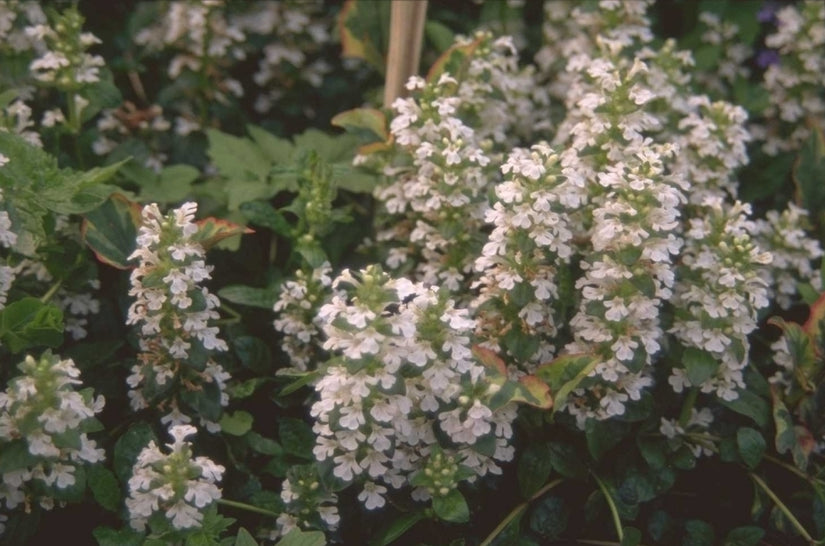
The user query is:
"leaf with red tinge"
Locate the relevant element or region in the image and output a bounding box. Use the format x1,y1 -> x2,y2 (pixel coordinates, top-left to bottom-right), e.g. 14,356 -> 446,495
81,193 -> 142,269
472,345 -> 507,376
338,0 -> 389,74
426,35 -> 484,84
535,353 -> 600,416
192,217 -> 254,250
512,375 -> 553,409
802,291 -> 825,342
331,108 -> 388,143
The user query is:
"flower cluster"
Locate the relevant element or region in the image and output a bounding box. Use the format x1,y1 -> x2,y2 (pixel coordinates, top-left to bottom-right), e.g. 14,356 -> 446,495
692,11 -> 752,97
91,102 -> 172,171
273,262 -> 333,372
0,352 -> 105,520
0,187 -> 16,310
472,143 -> 581,367
368,31 -> 547,294
126,202 -> 230,431
271,464 -> 339,538
126,424 -> 224,533
306,266 -> 517,511
757,1 -> 825,155
669,198 -> 772,401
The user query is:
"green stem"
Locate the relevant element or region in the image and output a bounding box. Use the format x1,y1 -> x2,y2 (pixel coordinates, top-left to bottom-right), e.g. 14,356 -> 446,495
479,479 -> 563,546
749,472 -> 816,543
678,388 -> 699,428
217,498 -> 281,519
40,280 -> 62,303
764,454 -> 814,483
216,303 -> 242,325
592,471 -> 623,543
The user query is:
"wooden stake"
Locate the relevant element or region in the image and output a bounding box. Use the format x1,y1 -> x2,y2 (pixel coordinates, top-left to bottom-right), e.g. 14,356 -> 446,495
383,0 -> 428,108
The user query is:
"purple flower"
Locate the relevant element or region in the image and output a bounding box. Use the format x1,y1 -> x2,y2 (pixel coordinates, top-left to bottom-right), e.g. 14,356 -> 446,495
757,1 -> 779,24
756,49 -> 780,68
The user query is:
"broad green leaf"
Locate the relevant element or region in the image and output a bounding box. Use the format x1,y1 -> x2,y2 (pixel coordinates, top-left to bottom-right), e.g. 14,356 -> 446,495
0,297 -> 63,353
736,428 -> 766,469
219,411 -> 254,436
181,379 -> 223,422
206,129 -> 272,183
723,526 -> 764,546
621,527 -> 642,546
138,164 -> 199,203
683,519 -> 715,546
93,526 -> 144,546
0,441 -> 30,474
369,511 -> 426,546
548,441 -> 588,479
246,431 -> 284,456
232,336 -> 273,373
432,489 -> 470,523
219,285 -> 279,310
794,126 -> 825,213
529,496 -> 567,539
82,193 -> 142,269
279,418 -> 315,460
424,20 -> 455,53
586,419 -> 630,461
275,529 -> 326,546
228,378 -> 271,399
235,528 -> 259,546
511,375 -> 553,409
240,201 -> 293,237
247,125 -> 294,165
719,389 -> 770,428
683,347 -> 720,387
39,159 -> 128,215
87,465 -> 121,512
517,442 -> 554,498
113,422 -> 157,482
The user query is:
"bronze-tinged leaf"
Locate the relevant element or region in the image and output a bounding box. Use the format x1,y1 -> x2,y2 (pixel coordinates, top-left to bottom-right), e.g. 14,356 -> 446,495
512,374 -> 553,409
472,345 -> 507,376
81,193 -> 142,269
331,107 -> 389,143
338,0 -> 388,74
192,217 -> 254,250
802,290 -> 825,341
425,34 -> 483,84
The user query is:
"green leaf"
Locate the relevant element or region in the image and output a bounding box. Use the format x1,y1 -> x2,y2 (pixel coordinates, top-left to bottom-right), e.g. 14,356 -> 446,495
93,526 -> 144,546
247,125 -> 294,165
369,511 -> 426,546
621,527 -> 642,546
518,442 -> 554,498
719,390 -> 770,428
207,129 -> 272,184
181,380 -> 223,422
235,528 -> 259,546
87,465 -> 122,512
0,297 -> 63,353
138,164 -> 199,203
683,519 -> 714,546
0,441 -> 31,474
274,529 -> 326,546
432,489 -> 470,523
535,353 -> 599,414
548,441 -> 588,479
586,419 -> 630,461
736,428 -> 766,469
232,336 -> 273,373
425,20 -> 455,53
279,418 -> 315,460
794,125 -> 825,213
338,0 -> 390,73
331,108 -> 388,143
113,422 -> 157,482
228,378 -> 270,400
528,496 -> 567,539
296,238 -> 328,269
240,201 -> 293,237
246,432 -> 284,456
82,193 -> 141,269
219,285 -> 279,310
220,411 -> 254,436
723,526 -> 764,546
191,217 -> 254,250
771,386 -> 814,470
683,348 -> 719,386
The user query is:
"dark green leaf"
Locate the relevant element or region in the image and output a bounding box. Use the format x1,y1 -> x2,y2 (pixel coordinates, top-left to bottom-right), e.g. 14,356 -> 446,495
235,528 -> 259,546
369,511 -> 426,546
586,419 -> 630,461
736,428 -> 766,469
683,519 -> 714,546
723,526 -> 764,546
232,336 -> 274,373
528,496 -> 567,539
794,126 -> 825,213
246,432 -> 284,456
719,390 -> 770,428
432,489 -> 470,523
517,442 -> 554,498
279,418 -> 315,459
87,465 -> 121,512
113,422 -> 157,482
82,193 -> 141,269
274,529 -> 326,546
621,527 -> 642,546
220,286 -> 279,310
93,526 -> 144,546
0,297 -> 63,353
139,164 -> 199,203
683,348 -> 719,386
207,129 -> 272,184
240,201 -> 293,237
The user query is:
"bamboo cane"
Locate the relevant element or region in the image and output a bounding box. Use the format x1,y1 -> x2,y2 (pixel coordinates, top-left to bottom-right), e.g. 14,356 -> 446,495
383,0 -> 428,108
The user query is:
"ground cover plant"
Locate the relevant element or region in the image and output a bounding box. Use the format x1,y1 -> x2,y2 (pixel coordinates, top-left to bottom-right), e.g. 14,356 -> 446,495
1,0 -> 825,545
